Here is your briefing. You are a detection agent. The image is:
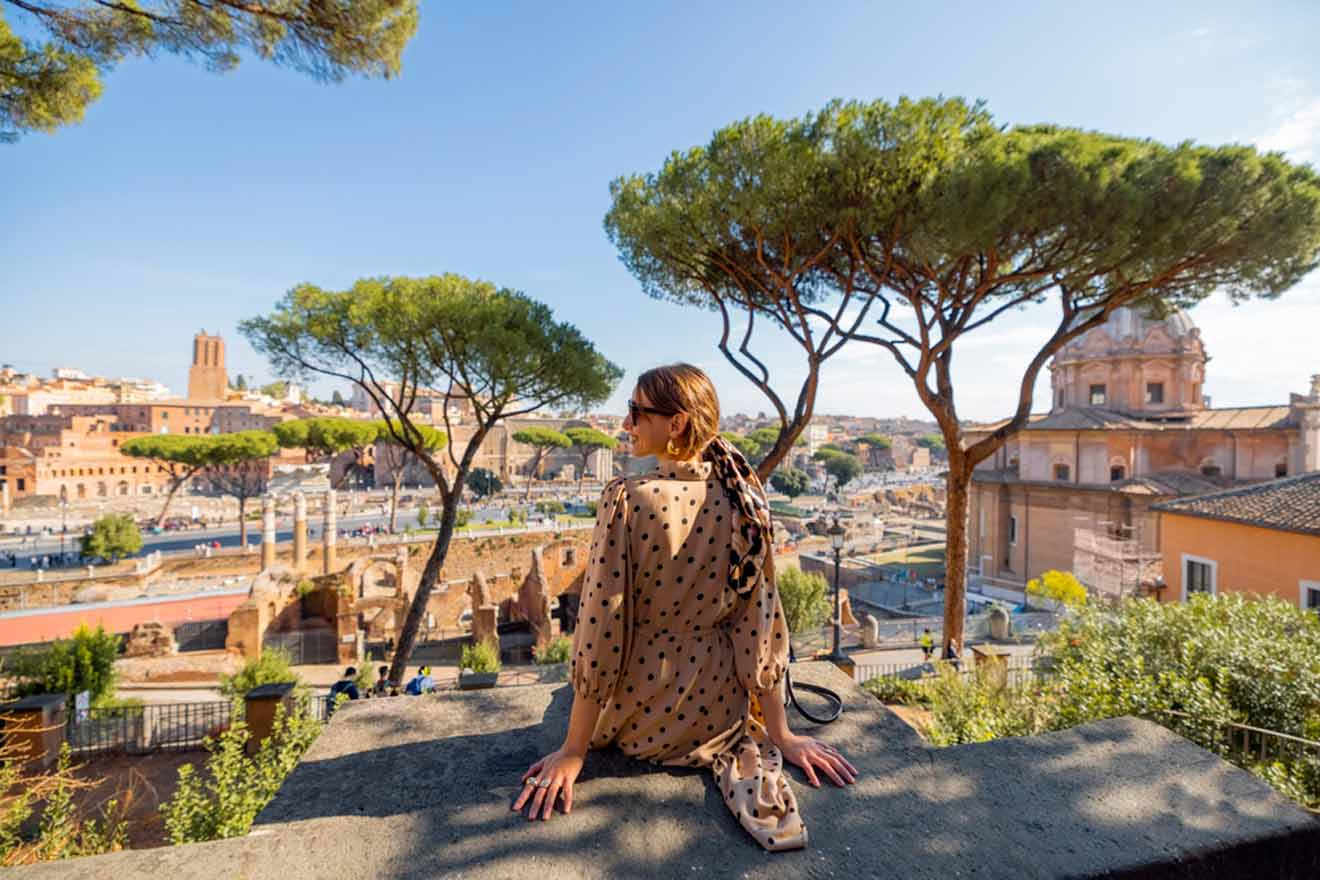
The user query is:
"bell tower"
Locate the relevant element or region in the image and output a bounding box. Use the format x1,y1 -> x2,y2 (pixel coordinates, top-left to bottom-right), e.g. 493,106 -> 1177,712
187,330 -> 228,400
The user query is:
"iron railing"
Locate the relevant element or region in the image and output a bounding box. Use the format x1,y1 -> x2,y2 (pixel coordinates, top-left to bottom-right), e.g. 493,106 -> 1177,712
854,659 -> 1052,688
66,701 -> 233,756
1153,709 -> 1320,767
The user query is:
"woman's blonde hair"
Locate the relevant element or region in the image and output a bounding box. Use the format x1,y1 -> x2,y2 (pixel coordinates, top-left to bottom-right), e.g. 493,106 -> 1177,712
635,363 -> 721,459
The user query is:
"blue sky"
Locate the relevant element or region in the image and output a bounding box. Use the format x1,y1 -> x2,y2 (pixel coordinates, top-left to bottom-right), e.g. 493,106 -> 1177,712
3,0 -> 1318,420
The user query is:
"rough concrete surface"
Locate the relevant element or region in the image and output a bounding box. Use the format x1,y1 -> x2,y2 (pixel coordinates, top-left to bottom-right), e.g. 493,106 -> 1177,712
8,663 -> 1319,879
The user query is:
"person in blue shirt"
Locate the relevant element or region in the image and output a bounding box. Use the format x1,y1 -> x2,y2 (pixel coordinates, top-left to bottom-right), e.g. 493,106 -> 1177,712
405,665 -> 437,695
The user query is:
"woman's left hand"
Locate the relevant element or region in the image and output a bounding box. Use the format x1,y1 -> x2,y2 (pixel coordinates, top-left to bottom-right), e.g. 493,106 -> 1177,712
776,733 -> 858,788
513,747 -> 584,820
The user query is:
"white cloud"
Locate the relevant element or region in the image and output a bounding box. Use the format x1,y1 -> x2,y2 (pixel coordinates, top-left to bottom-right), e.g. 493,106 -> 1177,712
1255,97 -> 1320,165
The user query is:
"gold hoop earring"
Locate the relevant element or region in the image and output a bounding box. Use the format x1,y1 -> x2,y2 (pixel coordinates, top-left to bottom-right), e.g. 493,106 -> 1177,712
665,439 -> 680,457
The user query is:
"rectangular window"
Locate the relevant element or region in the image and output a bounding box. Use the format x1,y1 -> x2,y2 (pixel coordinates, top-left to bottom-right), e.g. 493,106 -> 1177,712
1008,515 -> 1017,545
1183,555 -> 1217,600
1145,382 -> 1164,404
16,479 -> 24,491
1053,463 -> 1071,481
1110,465 -> 1125,482
1089,384 -> 1106,406
1303,582 -> 1320,615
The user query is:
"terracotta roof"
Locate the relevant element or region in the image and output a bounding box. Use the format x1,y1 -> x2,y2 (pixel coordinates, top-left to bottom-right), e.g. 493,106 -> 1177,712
1114,471 -> 1232,497
966,405 -> 1296,434
1151,472 -> 1320,536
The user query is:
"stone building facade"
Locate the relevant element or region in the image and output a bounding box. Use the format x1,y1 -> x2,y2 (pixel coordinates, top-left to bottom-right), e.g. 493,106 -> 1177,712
965,307 -> 1320,594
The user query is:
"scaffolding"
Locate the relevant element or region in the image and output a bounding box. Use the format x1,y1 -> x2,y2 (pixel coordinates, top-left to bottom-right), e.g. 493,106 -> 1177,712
1072,525 -> 1161,600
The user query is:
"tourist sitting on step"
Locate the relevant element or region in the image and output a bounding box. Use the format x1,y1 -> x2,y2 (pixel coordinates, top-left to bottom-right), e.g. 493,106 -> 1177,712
514,365 -> 857,852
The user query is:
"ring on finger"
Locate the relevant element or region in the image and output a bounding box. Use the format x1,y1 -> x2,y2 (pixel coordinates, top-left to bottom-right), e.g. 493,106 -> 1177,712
537,778 -> 552,788
526,777 -> 539,787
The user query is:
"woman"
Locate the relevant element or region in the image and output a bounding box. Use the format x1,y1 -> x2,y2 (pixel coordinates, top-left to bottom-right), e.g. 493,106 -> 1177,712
513,364 -> 856,851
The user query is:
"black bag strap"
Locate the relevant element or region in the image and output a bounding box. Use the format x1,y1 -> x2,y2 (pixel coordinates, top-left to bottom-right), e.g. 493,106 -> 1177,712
783,645 -> 843,724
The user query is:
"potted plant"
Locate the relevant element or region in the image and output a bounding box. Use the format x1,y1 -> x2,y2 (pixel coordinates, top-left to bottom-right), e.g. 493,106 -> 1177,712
458,641 -> 502,690
532,636 -> 573,682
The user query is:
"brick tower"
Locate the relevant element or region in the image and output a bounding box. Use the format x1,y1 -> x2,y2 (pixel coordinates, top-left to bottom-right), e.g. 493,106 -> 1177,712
188,331 -> 228,400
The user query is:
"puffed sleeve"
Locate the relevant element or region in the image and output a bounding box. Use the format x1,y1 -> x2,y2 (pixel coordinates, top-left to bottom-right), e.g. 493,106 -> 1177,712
728,552 -> 790,694
570,477 -> 631,707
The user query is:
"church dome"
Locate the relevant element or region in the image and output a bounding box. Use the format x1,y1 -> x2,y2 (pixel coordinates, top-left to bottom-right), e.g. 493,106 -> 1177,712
1093,306 -> 1197,342
1051,305 -> 1207,415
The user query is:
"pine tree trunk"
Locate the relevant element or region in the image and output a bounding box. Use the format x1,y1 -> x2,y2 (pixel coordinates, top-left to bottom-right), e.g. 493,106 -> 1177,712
156,477 -> 185,526
942,463 -> 972,654
387,486 -> 460,685
389,475 -> 402,532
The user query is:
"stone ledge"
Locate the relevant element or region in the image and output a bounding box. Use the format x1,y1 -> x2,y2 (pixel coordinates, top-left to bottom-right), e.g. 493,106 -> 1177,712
9,662 -> 1319,879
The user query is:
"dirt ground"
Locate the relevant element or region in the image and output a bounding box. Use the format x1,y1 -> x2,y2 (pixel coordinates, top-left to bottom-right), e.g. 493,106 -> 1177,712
69,749 -> 204,850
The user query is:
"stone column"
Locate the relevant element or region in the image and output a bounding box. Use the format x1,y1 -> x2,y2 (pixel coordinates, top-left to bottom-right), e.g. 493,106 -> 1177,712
293,491 -> 307,574
323,489 -> 338,574
261,495 -> 276,571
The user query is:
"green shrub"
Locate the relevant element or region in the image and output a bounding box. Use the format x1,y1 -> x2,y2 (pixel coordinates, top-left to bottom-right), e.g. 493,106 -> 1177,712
160,701 -> 322,843
8,624 -> 120,706
0,743 -> 127,865
534,637 -> 573,665
862,675 -> 931,706
417,500 -> 430,527
455,508 -> 472,528
219,649 -> 299,701
872,595 -> 1320,809
460,641 -> 501,674
294,579 -> 316,597
79,514 -> 143,563
776,566 -> 830,634
920,664 -> 1055,746
535,500 -> 566,515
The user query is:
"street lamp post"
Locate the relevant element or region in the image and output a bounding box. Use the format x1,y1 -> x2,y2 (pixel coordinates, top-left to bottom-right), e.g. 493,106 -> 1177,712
827,516 -> 848,665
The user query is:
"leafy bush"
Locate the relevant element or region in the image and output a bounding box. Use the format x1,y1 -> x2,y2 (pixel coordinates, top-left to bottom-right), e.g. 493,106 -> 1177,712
919,664 -> 1055,746
776,566 -> 830,634
1026,569 -> 1087,607
534,637 -> 573,665
461,641 -> 502,674
79,514 -> 143,563
161,701 -> 322,843
535,500 -> 566,515
219,649 -> 299,701
0,743 -> 127,866
8,624 -> 120,706
1039,594 -> 1320,740
455,508 -> 472,527
417,500 -> 430,527
861,675 -> 931,706
864,595 -> 1320,809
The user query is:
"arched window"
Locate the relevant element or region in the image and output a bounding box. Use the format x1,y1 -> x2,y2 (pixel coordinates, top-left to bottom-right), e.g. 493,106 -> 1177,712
1275,461 -> 1288,478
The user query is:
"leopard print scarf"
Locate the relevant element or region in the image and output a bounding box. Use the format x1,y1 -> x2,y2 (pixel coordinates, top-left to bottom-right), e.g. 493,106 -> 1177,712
702,436 -> 773,598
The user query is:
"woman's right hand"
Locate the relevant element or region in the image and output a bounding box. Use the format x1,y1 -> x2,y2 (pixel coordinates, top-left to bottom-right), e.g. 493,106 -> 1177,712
513,747 -> 585,820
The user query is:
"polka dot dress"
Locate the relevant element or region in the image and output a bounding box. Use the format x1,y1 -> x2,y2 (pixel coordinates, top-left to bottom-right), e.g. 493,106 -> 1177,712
570,459 -> 805,851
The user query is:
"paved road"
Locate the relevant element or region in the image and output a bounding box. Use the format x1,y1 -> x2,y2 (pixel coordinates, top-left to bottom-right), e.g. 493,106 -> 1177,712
0,500 -> 583,563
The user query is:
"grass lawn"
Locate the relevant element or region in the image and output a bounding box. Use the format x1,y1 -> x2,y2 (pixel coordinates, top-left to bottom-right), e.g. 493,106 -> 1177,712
861,542 -> 946,578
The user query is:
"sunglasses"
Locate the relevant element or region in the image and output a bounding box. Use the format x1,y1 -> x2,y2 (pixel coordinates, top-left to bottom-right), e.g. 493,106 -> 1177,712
627,400 -> 673,422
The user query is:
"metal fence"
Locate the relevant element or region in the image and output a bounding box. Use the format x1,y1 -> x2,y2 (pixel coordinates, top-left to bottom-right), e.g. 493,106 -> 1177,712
66,701 -> 233,756
1153,709 -> 1320,767
174,619 -> 229,652
264,629 -> 337,665
853,658 -> 1052,688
